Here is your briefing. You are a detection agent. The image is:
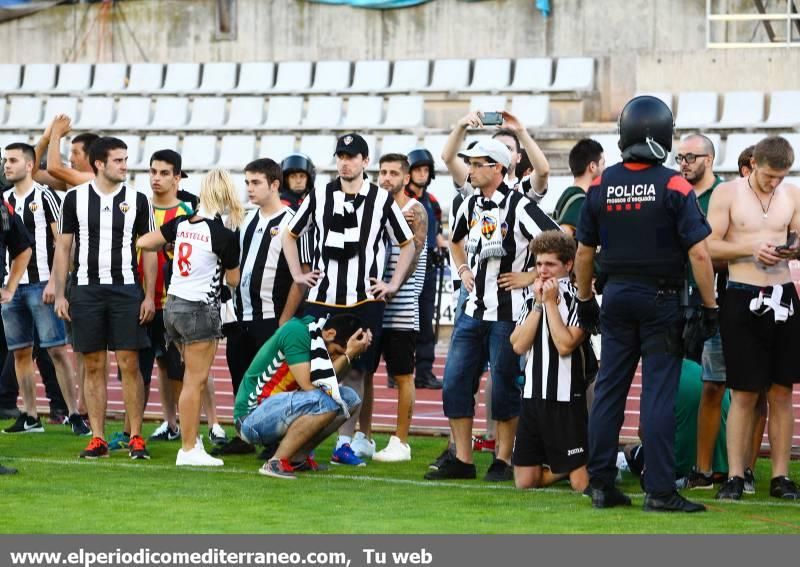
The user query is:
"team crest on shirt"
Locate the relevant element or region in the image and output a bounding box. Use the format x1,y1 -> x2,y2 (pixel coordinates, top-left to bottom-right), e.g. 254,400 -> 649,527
469,210 -> 479,228
501,221 -> 508,238
270,226 -> 280,236
343,135 -> 353,145
481,214 -> 497,240
119,202 -> 130,214
28,202 -> 39,213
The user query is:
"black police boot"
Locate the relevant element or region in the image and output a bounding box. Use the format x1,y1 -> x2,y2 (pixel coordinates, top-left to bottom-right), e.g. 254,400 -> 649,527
590,483 -> 632,509
415,371 -> 443,390
643,491 -> 706,513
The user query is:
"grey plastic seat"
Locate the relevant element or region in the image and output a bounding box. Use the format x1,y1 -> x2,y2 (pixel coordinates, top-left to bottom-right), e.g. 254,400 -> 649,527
160,63 -> 201,94
380,96 -> 424,128
233,62 -> 275,94
341,96 -> 383,129
226,97 -> 266,129
508,58 -> 552,92
217,135 -> 256,169
547,57 -> 595,91
116,134 -> 142,167
675,92 -> 718,129
1,97 -> 42,129
187,97 -> 227,130
125,63 -> 164,94
345,60 -> 390,93
18,63 -> 56,93
53,63 -> 92,93
469,96 -> 507,113
271,61 -> 313,94
264,96 -> 304,128
299,135 -> 336,169
180,135 -> 218,170
591,134 -> 623,167
197,62 -> 237,94
113,97 -> 152,130
150,97 -> 189,129
465,58 -> 511,92
423,59 -> 470,92
89,63 -> 127,93
74,97 -> 115,130
765,91 -> 800,128
0,64 -> 22,93
259,135 -> 296,161
133,135 -> 179,169
302,96 -> 343,128
716,133 -> 765,172
715,91 -> 765,128
42,97 -> 78,127
386,59 -> 430,93
309,61 -> 351,93
421,134 -> 449,172
427,175 -> 456,216
379,134 -> 417,156
510,95 -> 549,128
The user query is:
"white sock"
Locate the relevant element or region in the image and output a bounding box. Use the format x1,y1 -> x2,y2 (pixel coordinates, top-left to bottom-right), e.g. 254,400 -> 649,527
336,435 -> 352,450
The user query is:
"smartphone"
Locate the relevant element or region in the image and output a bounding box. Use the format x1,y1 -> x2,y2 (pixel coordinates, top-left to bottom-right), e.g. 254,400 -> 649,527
481,111 -> 503,126
775,230 -> 798,252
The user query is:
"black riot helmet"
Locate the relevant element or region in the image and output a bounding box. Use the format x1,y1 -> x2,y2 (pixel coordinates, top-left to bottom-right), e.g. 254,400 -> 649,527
407,148 -> 436,183
281,153 -> 316,192
617,96 -> 674,162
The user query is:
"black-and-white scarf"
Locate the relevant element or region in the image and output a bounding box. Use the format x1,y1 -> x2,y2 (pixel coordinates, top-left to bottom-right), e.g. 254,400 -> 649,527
308,317 -> 350,417
467,186 -> 509,264
323,179 -> 368,261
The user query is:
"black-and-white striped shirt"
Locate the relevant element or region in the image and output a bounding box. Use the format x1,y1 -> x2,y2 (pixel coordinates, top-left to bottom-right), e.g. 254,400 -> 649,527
518,279 -> 584,402
235,207 -> 294,321
383,199 -> 427,331
59,183 -> 155,286
4,183 -> 60,284
288,178 -> 414,307
451,184 -> 559,322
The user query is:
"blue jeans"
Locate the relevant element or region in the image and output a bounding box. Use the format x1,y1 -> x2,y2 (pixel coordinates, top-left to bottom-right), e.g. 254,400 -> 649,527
1,281 -> 67,351
239,386 -> 361,446
442,314 -> 521,420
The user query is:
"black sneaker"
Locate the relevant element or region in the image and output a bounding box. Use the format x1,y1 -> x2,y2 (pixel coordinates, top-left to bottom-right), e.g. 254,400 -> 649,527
590,486 -> 632,509
716,476 -> 744,500
415,372 -> 443,390
424,457 -> 476,480
769,476 -> 799,500
67,413 -> 91,436
484,458 -> 514,482
743,468 -> 756,495
2,412 -> 44,434
644,491 -> 706,513
428,445 -> 455,471
686,467 -> 714,490
210,436 -> 255,456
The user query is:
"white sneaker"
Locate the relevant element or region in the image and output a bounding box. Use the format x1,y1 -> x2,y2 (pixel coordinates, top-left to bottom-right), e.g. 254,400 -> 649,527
351,431 -> 375,459
373,435 -> 411,463
176,446 -> 224,467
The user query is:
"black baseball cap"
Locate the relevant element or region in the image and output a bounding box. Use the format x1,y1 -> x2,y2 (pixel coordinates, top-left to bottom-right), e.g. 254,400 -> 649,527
334,133 -> 369,158
150,149 -> 188,178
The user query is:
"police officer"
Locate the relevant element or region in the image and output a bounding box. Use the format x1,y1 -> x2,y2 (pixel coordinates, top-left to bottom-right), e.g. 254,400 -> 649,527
280,153 -> 316,210
574,96 -> 718,512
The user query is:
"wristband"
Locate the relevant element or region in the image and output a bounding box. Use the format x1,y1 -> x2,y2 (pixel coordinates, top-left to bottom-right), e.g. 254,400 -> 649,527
344,353 -> 352,366
533,303 -> 544,313
457,263 -> 469,275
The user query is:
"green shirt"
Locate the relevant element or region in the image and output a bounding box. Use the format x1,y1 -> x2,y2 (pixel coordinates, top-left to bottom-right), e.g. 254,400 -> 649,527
553,185 -> 586,229
687,175 -> 724,289
233,316 -> 314,421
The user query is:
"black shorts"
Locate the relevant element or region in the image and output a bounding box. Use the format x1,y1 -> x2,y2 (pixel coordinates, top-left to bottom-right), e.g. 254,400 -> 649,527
373,329 -> 416,376
304,301 -> 385,374
512,397 -> 588,474
69,284 -> 150,353
720,282 -> 800,392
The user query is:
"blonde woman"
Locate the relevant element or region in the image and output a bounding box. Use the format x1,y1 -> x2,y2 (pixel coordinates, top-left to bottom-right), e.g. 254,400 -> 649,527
138,168 -> 244,466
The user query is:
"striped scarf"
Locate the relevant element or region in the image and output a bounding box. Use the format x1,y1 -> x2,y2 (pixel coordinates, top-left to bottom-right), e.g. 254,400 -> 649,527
323,183 -> 366,261
308,317 -> 350,418
467,193 -> 508,264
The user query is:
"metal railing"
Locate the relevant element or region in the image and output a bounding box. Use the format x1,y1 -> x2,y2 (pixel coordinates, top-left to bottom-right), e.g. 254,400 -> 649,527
707,0 -> 800,48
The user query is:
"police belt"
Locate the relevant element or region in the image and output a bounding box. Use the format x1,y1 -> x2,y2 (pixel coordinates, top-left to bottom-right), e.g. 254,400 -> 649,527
606,274 -> 684,290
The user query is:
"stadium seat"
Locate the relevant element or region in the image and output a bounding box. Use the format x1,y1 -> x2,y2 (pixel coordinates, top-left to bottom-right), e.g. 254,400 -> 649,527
113,97 -> 152,130
53,63 -> 92,93
423,59 -> 470,92
537,175 -> 575,215
133,134 -> 179,169
715,91 -> 765,128
510,95 -> 549,128
299,135 -> 336,169
421,134 -> 449,171
386,59 -> 430,92
591,134 -> 622,167
265,96 -> 304,129
341,96 -> 383,129
547,57 -> 594,92
18,63 -> 56,93
380,96 -> 424,129
89,63 -> 127,93
132,173 -> 152,198
359,134 -> 378,158
635,92 -> 673,112
716,133 -> 765,172
150,97 -> 190,130
674,92 -> 718,129
469,96 -> 507,113
0,64 -> 22,93
271,61 -> 313,94
765,91 -> 800,128
226,97 -> 266,130
1,97 -> 43,129
345,60 -> 390,93
377,134 -> 417,157
187,97 -> 227,130
116,134 -> 142,166
160,63 -> 201,94
233,62 -> 275,94
508,58 -> 552,92
42,97 -> 79,127
428,175 -> 456,215
180,135 -> 218,170
197,62 -> 237,94
180,174 -> 202,198
259,135 -> 296,161
230,172 -> 248,205
309,60 -> 351,93
75,97 -> 115,130
302,96 -> 343,129
217,135 -> 256,169
315,173 -> 332,188
125,63 -> 164,93
0,134 -> 29,148
465,58 -> 511,92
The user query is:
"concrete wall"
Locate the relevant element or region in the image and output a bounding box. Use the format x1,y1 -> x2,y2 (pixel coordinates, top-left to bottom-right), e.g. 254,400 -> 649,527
0,0 -> 786,120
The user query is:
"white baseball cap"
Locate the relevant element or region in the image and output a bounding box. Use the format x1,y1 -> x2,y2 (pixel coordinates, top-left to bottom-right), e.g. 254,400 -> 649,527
457,138 -> 512,169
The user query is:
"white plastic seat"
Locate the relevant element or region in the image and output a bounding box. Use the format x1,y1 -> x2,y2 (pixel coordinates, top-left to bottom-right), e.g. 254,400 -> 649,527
510,95 -> 549,128
197,62 -> 237,94
89,63 -> 127,93
299,135 -> 336,169
217,135 -> 256,169
18,63 -> 56,93
233,62 -> 275,94
547,57 -> 595,92
125,63 -> 164,93
187,97 -> 227,130
675,92 -> 718,129
381,96 -> 424,128
421,134 -> 449,172
508,58 -> 552,92
765,91 -> 800,128
0,64 -> 22,93
379,135 -> 417,156
42,97 -> 78,127
359,135 -> 377,160
537,176 -> 575,215
150,97 -> 189,129
132,173 -> 152,198
423,59 -> 470,92
635,92 -> 673,112
465,58 -> 511,92
302,96 -> 343,128
2,97 -> 43,129
226,97 -> 266,129
264,96 -> 303,128
113,97 -> 152,130
74,97 -> 114,129
715,133 -> 764,172
345,60 -> 390,93
427,175 -> 456,217
259,135 -> 296,161
715,91 -> 765,128
180,135 -> 218,170
469,96 -> 507,113
229,173 -> 248,205
387,59 -> 430,92
133,135 -> 179,169
341,96 -> 383,129
53,63 -> 92,93
0,134 -> 28,148
591,134 -> 622,167
309,61 -> 351,93
160,63 -> 201,93
179,174 -> 202,198
271,61 -> 312,93
116,134 -> 142,167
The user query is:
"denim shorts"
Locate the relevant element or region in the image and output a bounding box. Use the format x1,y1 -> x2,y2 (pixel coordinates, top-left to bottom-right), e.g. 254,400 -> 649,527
239,386 -> 361,446
163,295 -> 222,345
1,281 -> 67,351
700,332 -> 726,383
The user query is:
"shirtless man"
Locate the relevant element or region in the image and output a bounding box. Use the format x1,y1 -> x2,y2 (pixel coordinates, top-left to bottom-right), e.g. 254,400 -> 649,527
706,135 -> 800,500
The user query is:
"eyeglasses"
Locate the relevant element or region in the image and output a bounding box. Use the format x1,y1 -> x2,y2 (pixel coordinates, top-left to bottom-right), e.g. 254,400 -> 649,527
674,153 -> 709,165
466,161 -> 498,169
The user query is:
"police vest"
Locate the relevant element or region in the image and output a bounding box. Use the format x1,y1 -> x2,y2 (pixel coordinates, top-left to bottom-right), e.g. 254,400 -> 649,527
596,163 -> 688,280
